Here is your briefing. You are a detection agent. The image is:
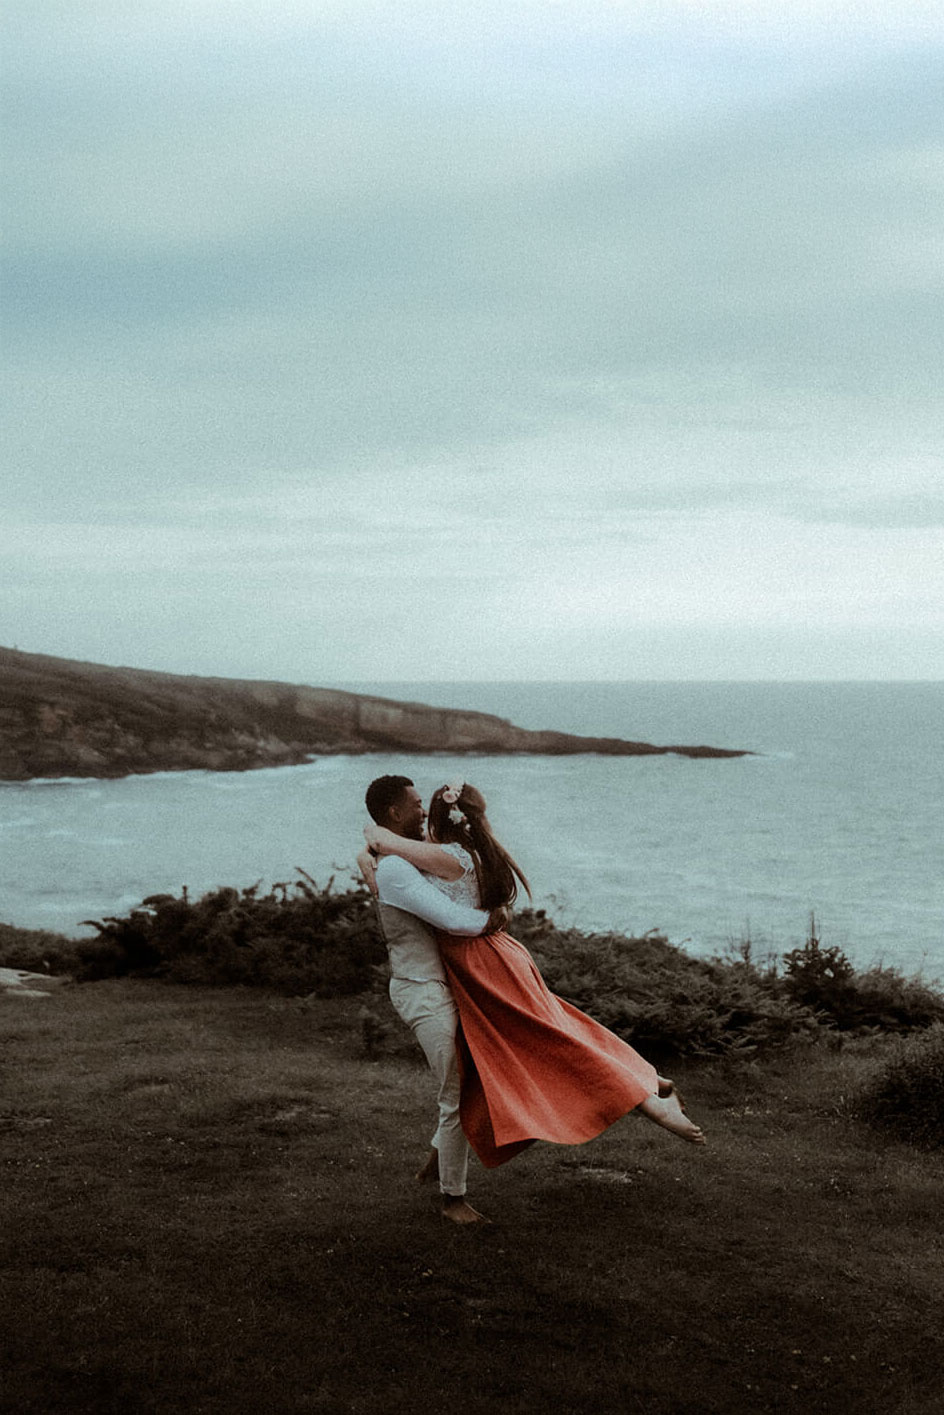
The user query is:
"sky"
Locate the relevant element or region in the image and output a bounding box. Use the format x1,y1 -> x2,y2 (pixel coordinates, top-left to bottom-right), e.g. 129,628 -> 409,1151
3,0 -> 944,683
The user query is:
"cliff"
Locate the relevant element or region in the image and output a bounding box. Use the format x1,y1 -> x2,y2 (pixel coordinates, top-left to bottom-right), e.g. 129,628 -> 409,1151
0,647 -> 750,780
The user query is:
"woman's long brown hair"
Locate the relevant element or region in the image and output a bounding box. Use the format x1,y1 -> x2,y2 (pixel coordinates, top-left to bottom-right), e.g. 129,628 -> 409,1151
427,783 -> 531,911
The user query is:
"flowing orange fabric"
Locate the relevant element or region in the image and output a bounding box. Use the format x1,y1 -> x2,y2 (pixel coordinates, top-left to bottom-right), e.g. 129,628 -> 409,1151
437,929 -> 658,1168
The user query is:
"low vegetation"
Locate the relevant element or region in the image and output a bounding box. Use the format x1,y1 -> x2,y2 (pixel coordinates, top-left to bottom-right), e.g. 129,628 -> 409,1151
4,887 -> 944,1410
4,886 -> 943,1067
4,886 -> 943,1173
856,1023 -> 944,1150
0,920 -> 81,975
3,979 -> 943,1414
78,873 -> 385,996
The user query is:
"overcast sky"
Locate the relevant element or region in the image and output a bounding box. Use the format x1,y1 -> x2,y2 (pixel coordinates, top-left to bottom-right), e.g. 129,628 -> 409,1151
3,1 -> 943,682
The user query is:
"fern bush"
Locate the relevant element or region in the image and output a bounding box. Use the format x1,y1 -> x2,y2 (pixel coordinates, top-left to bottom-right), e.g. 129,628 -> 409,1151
80,873 -> 385,996
836,966 -> 944,1032
0,921 -> 83,974
17,892 -> 943,1063
857,1024 -> 944,1149
514,911 -> 818,1060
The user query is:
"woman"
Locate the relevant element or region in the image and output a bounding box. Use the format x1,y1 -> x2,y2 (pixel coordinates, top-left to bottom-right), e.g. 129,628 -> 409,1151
364,780 -> 705,1167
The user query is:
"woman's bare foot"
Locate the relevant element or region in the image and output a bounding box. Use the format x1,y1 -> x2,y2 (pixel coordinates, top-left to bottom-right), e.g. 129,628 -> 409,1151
657,1076 -> 686,1108
415,1148 -> 439,1185
639,1090 -> 706,1144
442,1197 -> 492,1225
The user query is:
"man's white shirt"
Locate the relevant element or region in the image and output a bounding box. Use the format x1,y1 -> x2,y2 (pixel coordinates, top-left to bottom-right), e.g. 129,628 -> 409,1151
375,854 -> 489,983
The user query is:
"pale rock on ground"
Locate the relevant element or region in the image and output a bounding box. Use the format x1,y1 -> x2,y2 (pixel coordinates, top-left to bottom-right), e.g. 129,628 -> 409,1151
0,967 -> 66,998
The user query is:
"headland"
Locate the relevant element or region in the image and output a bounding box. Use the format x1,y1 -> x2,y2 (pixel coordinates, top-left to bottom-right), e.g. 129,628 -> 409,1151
0,647 -> 750,780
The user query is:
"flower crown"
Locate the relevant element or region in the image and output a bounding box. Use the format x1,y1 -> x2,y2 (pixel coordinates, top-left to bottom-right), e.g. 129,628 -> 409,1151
441,780 -> 467,826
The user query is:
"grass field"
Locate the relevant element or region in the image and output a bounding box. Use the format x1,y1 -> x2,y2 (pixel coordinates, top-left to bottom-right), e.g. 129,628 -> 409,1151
2,980 -> 942,1414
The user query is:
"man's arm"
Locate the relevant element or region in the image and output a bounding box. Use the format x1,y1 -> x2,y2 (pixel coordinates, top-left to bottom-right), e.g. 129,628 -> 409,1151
376,856 -> 491,936
356,848 -> 378,896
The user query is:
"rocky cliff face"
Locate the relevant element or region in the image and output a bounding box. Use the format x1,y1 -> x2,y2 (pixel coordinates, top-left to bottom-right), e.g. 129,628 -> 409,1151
0,647 -> 749,780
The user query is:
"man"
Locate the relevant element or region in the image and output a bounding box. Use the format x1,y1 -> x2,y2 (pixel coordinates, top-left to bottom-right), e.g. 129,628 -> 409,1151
359,775 -> 506,1226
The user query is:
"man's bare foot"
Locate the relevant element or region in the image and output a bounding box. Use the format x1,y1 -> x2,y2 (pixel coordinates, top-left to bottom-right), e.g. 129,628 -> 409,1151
442,1197 -> 492,1225
415,1149 -> 439,1185
639,1090 -> 706,1145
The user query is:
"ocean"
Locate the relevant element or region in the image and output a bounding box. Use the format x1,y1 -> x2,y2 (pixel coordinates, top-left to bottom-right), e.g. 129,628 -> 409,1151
2,682 -> 941,977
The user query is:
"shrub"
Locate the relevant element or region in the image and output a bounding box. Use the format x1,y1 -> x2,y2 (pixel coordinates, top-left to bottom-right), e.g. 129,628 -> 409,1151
514,910 -> 819,1060
783,915 -> 855,1014
516,910 -> 944,1060
783,916 -> 944,1032
857,1024 -> 944,1149
0,921 -> 86,974
839,966 -> 944,1033
27,893 -> 944,1063
79,872 -> 386,996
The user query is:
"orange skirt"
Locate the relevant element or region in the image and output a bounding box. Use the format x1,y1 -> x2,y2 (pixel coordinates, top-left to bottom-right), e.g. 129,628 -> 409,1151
437,930 -> 658,1168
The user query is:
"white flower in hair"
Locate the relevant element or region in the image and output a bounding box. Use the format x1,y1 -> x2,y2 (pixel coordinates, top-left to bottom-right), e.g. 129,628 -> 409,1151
441,780 -> 465,806
448,806 -> 466,826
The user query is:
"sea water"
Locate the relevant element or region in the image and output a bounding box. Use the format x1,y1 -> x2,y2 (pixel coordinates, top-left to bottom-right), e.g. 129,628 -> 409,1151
1,682 -> 941,977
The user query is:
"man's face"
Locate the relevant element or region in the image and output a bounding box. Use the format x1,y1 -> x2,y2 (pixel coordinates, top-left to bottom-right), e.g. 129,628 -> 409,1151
388,785 -> 426,841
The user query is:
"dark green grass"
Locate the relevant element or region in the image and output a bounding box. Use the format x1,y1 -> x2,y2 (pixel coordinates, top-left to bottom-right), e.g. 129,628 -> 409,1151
2,983 -> 942,1414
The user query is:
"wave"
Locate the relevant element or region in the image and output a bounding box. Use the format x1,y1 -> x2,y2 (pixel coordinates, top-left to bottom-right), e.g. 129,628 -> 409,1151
2,778 -> 106,792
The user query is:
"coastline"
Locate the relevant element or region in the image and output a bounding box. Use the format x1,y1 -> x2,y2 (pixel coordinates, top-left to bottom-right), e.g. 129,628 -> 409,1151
0,646 -> 749,782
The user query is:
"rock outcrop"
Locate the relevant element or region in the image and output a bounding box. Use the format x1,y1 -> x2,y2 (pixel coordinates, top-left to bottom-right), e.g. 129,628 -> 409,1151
0,647 -> 750,780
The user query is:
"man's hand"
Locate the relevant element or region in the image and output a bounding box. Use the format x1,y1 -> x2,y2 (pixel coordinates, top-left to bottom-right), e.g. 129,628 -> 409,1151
357,848 -> 379,897
485,904 -> 510,935
364,823 -> 396,853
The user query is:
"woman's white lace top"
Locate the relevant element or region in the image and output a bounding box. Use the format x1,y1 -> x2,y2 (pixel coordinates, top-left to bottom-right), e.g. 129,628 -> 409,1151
423,842 -> 481,908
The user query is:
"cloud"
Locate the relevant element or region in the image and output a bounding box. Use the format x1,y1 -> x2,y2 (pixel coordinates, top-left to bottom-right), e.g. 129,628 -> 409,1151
3,5 -> 943,678
802,491 -> 944,529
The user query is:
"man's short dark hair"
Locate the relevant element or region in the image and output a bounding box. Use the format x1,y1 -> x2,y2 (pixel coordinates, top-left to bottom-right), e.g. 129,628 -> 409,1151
365,774 -> 414,824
